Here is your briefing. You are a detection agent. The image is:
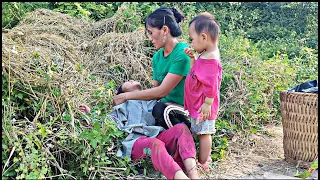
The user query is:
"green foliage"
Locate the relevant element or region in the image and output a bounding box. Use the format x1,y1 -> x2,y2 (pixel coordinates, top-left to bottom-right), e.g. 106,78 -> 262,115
2,2 -> 49,29
1,74 -> 132,179
244,2 -> 318,49
1,2 -> 318,179
53,2 -> 115,22
219,31 -> 317,131
74,119 -> 126,176
112,2 -> 144,33
193,119 -> 233,162
2,107 -> 52,179
211,119 -> 233,161
295,158 -> 318,178
211,136 -> 228,161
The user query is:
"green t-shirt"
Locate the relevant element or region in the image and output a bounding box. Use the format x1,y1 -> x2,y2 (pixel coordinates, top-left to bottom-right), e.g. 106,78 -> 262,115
152,42 -> 190,106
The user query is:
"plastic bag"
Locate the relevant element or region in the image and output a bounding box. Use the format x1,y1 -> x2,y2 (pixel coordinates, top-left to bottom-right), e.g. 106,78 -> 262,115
288,79 -> 318,93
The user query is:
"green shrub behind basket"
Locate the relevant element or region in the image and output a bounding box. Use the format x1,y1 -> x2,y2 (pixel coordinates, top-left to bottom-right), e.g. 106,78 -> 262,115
218,32 -> 318,132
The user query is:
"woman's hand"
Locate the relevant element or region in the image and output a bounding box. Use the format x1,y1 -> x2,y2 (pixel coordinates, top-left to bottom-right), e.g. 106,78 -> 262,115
113,93 -> 128,106
79,104 -> 91,114
184,47 -> 195,59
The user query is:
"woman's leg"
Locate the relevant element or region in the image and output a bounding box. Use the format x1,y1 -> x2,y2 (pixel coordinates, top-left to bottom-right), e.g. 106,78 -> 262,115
131,136 -> 188,179
152,102 -> 191,129
198,134 -> 212,164
157,124 -> 198,179
152,102 -> 169,129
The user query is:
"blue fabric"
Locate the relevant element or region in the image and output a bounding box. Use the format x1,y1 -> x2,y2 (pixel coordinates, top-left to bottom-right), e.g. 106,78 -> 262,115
108,100 -> 164,159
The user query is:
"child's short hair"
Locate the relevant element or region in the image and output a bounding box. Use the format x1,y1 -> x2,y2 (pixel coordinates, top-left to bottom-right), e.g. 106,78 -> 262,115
116,85 -> 124,95
189,12 -> 220,42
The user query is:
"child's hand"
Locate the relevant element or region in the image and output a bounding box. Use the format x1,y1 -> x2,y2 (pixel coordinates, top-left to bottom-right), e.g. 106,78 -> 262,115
197,103 -> 211,124
184,47 -> 195,59
79,104 -> 91,114
196,112 -> 203,124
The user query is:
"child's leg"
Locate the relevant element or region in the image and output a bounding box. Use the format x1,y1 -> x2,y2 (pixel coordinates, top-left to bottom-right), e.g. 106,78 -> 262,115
131,136 -> 184,179
198,134 -> 212,164
189,118 -> 216,165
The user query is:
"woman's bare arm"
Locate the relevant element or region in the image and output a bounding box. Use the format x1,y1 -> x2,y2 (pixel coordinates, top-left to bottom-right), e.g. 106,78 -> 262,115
153,80 -> 159,87
113,73 -> 183,105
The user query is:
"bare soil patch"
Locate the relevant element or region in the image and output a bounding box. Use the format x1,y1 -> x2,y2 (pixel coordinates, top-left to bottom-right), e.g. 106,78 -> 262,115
204,124 -> 318,179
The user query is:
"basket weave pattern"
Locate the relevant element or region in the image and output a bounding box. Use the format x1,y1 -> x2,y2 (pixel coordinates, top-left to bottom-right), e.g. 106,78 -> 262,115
280,91 -> 318,162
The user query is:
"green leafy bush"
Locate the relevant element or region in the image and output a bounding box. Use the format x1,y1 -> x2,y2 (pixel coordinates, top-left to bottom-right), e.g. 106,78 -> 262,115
2,2 -> 49,29
53,2 -> 115,22
1,2 -> 318,179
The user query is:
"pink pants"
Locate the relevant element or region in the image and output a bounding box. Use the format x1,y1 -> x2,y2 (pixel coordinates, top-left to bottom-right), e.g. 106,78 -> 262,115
131,124 -> 196,179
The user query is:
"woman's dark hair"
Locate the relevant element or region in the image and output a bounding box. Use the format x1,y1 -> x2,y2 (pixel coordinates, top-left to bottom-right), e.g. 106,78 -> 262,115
189,12 -> 220,42
145,7 -> 185,37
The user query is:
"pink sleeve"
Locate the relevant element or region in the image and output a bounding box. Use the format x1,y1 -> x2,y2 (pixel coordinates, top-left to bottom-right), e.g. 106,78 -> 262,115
197,63 -> 221,98
200,75 -> 218,98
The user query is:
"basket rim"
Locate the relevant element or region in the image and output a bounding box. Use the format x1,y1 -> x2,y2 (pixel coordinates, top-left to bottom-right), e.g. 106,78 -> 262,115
280,91 -> 318,96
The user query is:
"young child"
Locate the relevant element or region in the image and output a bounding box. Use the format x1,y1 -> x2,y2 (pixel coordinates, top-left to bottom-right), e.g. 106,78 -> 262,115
183,12 -> 223,169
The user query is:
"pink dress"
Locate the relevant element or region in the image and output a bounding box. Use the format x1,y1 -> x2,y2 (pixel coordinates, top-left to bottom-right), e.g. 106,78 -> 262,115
184,57 -> 222,120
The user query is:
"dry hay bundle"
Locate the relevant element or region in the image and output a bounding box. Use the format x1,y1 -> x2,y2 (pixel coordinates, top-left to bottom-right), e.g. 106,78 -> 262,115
90,12 -> 141,38
86,28 -> 155,88
2,31 -> 112,177
2,8 -> 156,123
2,12 -> 106,124
2,7 -> 157,123
89,2 -> 144,38
1,8 -> 161,179
89,15 -> 125,38
219,63 -> 249,129
5,8 -> 92,46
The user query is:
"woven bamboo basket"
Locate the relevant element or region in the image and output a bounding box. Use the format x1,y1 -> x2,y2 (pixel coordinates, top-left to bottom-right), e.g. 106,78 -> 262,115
280,91 -> 318,163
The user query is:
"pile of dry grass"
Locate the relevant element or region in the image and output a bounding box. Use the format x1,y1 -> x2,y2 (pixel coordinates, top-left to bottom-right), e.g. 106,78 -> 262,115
86,30 -> 153,88
10,9 -> 92,45
3,10 -> 98,120
2,8 -> 155,113
2,8 -> 156,178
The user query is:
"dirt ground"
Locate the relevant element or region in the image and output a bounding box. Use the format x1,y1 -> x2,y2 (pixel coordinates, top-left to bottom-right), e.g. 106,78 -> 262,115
131,124 -> 317,179
203,124 -> 318,179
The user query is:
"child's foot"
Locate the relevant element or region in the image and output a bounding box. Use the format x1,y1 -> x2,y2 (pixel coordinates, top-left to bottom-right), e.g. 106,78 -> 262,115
206,156 -> 212,163
196,156 -> 212,171
197,161 -> 209,171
